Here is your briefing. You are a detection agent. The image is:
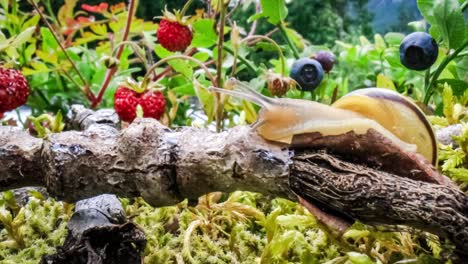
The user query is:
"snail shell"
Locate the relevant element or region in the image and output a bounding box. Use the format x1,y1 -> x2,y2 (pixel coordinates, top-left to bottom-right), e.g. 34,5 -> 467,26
332,88 -> 437,165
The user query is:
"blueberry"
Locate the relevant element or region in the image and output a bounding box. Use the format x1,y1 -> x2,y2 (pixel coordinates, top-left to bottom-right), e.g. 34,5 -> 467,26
290,58 -> 324,91
313,51 -> 336,73
400,32 -> 438,71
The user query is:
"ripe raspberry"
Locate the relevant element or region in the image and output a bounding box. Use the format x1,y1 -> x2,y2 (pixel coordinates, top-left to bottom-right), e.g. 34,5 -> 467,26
157,19 -> 193,52
114,86 -> 166,123
0,68 -> 30,116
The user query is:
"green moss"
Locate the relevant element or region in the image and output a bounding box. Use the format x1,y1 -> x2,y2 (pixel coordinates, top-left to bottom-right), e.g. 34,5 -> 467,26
120,192 -> 448,264
0,190 -> 73,263
429,84 -> 468,189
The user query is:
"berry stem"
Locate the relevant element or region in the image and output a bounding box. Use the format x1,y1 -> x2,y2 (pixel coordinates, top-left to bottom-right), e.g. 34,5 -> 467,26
44,0 -> 59,25
278,22 -> 300,59
215,0 -> 227,132
30,0 -> 91,99
152,48 -> 198,81
247,2 -> 261,37
241,35 -> 286,76
223,46 -> 257,74
180,0 -> 195,17
423,40 -> 468,104
112,41 -> 149,69
142,55 -> 217,86
91,0 -> 137,108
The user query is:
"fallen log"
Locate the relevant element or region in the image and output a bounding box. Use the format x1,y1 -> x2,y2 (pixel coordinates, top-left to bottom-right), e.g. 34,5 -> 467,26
0,107 -> 467,257
0,119 -> 292,205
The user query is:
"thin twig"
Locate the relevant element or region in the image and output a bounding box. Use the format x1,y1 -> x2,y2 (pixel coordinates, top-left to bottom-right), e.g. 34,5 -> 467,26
247,2 -> 261,37
215,0 -> 227,132
223,46 -> 257,74
91,0 -> 137,108
142,55 -> 217,86
241,35 -> 286,75
278,22 -> 300,59
152,48 -> 197,81
30,0 -> 91,98
423,40 -> 468,104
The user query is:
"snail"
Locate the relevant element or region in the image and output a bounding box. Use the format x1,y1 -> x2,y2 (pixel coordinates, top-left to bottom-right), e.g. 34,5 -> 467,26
209,78 -> 437,165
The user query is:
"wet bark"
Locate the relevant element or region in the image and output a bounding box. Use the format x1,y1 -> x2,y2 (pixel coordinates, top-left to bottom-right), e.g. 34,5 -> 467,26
0,106 -> 467,255
289,152 -> 468,256
0,118 -> 292,206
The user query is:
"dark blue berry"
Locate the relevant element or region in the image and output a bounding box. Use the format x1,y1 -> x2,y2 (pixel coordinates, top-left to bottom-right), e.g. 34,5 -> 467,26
400,32 -> 438,71
314,51 -> 336,73
290,58 -> 324,91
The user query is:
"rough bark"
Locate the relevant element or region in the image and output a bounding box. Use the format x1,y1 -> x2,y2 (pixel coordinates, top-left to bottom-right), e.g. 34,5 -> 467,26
0,119 -> 291,206
1,107 -> 467,255
290,152 -> 468,255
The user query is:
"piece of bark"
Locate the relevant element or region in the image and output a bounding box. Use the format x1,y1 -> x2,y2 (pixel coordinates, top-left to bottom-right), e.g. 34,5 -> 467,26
0,126 -> 44,188
41,194 -> 146,264
67,104 -> 120,131
289,152 -> 468,256
292,130 -> 454,187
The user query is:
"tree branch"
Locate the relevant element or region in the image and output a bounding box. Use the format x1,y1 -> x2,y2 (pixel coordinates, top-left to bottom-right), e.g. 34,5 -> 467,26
0,106 -> 467,256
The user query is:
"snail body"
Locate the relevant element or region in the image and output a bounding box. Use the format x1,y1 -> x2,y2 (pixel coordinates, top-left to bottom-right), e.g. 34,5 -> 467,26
209,78 -> 437,165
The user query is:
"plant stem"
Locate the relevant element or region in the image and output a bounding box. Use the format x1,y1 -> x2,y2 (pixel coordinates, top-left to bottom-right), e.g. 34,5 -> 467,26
247,3 -> 261,37
424,69 -> 430,94
91,0 -> 137,108
44,0 -> 58,24
112,41 -> 148,69
180,0 -> 195,17
142,55 -> 217,86
30,0 -> 91,98
223,46 -> 257,74
151,48 -> 197,81
241,35 -> 286,76
462,1 -> 468,12
423,40 -> 468,104
215,0 -> 227,132
278,22 -> 300,59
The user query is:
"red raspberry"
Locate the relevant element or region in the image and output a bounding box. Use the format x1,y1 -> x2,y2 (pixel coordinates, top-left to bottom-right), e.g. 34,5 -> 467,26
114,87 -> 166,123
0,68 -> 30,116
157,19 -> 193,52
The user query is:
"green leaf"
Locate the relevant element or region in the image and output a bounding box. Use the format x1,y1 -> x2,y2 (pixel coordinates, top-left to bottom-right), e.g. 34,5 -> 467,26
191,19 -> 218,48
192,51 -> 210,63
10,27 -> 35,48
242,100 -> 257,124
383,47 -> 404,68
257,0 -> 288,25
437,79 -> 468,95
374,34 -> 386,50
169,59 -> 193,79
22,15 -> 40,31
347,252 -> 376,264
154,44 -> 173,58
417,0 -> 466,49
172,83 -> 195,96
376,74 -> 396,90
41,27 -> 58,52
193,79 -> 214,123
